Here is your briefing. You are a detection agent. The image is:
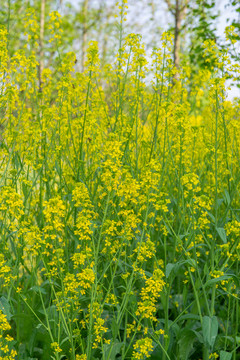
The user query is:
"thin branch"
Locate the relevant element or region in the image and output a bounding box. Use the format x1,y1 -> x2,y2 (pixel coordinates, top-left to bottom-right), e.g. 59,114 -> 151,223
164,0 -> 175,15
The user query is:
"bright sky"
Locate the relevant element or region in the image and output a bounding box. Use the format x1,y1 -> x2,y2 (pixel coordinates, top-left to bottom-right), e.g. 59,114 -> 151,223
217,0 -> 240,99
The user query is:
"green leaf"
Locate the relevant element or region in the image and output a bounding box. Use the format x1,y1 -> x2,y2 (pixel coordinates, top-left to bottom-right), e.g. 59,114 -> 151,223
12,313 -> 34,342
165,259 -> 197,279
111,318 -> 118,338
224,189 -> 231,206
102,340 -> 123,359
204,262 -> 209,276
179,314 -> 200,322
216,227 -> 227,243
193,330 -> 204,344
205,275 -> 233,288
178,329 -> 196,360
202,316 -> 218,350
207,212 -> 215,223
0,296 -> 12,321
220,351 -> 232,360
30,285 -> 47,294
166,263 -> 175,278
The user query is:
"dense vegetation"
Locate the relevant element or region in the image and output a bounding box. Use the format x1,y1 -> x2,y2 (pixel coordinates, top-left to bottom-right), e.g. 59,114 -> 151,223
0,1 -> 240,359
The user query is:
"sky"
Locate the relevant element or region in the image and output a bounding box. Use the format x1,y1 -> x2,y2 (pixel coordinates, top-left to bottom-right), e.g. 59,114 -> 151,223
217,0 -> 240,99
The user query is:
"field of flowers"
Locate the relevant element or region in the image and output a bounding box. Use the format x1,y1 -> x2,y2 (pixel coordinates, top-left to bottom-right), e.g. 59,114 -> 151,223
0,3 -> 240,360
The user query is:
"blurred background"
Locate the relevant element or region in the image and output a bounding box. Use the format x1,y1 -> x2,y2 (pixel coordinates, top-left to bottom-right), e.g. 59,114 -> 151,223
1,0 -> 239,98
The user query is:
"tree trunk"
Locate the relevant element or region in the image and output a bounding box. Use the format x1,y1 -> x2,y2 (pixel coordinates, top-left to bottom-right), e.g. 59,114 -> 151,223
82,0 -> 89,72
173,0 -> 181,69
165,0 -> 188,70
39,0 -> 46,91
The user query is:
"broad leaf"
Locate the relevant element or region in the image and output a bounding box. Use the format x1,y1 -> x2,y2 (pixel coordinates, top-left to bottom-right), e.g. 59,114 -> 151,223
0,296 -> 12,320
216,227 -> 227,243
220,351 -> 232,360
102,340 -> 123,359
178,329 -> 196,360
202,316 -> 218,350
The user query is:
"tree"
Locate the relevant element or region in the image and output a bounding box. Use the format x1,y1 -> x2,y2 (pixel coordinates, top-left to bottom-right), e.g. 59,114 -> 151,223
187,0 -> 219,71
164,0 -> 190,68
39,0 -> 46,90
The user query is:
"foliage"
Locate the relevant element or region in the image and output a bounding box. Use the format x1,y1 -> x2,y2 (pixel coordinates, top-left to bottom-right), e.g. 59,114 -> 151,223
187,0 -> 219,70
